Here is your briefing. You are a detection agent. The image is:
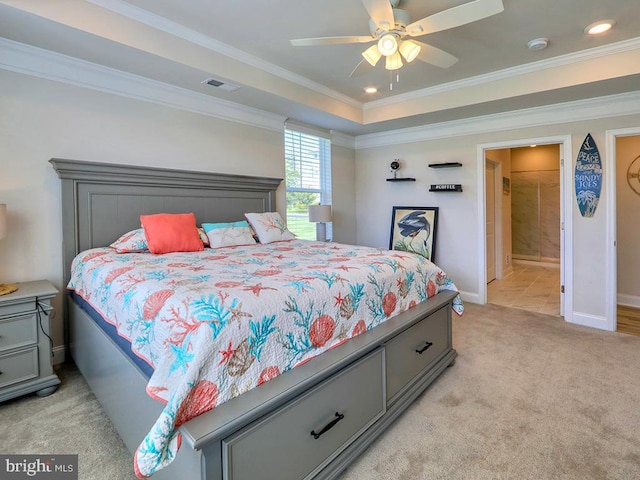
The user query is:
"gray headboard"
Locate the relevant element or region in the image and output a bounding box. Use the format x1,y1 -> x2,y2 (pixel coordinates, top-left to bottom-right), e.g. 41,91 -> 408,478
50,158 -> 282,286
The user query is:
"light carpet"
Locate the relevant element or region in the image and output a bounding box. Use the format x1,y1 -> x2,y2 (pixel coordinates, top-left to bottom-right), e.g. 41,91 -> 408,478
1,302 -> 639,480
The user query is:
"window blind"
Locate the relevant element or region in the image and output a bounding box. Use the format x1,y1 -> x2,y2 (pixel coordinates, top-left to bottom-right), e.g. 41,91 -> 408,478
284,128 -> 332,240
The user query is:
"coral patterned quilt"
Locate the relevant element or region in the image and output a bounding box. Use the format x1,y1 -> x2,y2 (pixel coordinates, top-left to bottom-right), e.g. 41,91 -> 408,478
67,240 -> 463,477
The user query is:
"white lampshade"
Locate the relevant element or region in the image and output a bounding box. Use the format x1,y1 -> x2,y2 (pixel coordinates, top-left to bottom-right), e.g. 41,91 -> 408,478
377,34 -> 398,56
399,40 -> 421,63
385,51 -> 403,71
308,204 -> 332,223
0,204 -> 7,240
362,44 -> 383,66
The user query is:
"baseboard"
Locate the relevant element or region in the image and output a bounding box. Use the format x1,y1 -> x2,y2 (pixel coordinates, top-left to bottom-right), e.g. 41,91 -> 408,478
52,345 -> 65,365
617,294 -> 640,309
566,312 -> 611,331
458,290 -> 480,304
512,258 -> 560,268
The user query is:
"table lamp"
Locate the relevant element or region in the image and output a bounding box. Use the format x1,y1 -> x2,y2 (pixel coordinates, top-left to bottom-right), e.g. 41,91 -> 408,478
308,204 -> 332,242
0,204 -> 18,296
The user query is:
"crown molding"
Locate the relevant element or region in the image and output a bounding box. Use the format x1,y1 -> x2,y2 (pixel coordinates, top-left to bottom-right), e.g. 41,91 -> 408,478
2,37 -> 638,151
364,37 -> 640,110
330,130 -> 356,149
355,90 -> 640,149
0,37 -> 287,132
87,0 -> 362,110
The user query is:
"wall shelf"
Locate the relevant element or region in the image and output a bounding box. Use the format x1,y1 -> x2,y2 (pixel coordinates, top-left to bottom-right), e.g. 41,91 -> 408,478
428,162 -> 462,168
386,178 -> 416,182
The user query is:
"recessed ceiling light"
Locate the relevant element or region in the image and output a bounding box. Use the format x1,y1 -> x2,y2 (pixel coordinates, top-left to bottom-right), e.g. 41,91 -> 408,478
527,38 -> 548,51
364,87 -> 378,94
584,20 -> 615,35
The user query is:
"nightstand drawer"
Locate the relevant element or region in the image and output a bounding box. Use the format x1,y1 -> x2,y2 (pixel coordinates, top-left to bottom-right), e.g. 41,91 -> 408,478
0,300 -> 37,317
0,314 -> 38,353
0,347 -> 39,389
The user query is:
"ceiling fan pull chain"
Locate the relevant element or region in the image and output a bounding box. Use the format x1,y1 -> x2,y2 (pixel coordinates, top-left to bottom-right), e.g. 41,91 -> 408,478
389,70 -> 393,91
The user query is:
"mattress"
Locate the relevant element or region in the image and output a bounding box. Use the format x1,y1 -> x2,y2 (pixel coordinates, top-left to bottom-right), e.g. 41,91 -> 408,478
70,291 -> 155,378
67,239 -> 463,477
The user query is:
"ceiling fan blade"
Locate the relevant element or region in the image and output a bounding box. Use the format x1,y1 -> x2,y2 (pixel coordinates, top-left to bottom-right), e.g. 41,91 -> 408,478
349,59 -> 373,78
361,0 -> 395,30
413,41 -> 459,68
291,36 -> 374,47
406,0 -> 504,37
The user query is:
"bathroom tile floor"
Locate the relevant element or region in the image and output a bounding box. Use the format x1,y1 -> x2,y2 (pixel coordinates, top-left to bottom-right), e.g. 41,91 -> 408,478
487,262 -> 561,316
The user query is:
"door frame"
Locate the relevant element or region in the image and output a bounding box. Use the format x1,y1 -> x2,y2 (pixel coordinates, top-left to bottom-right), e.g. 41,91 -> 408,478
477,135 -> 572,320
605,126 -> 640,331
485,158 -> 502,281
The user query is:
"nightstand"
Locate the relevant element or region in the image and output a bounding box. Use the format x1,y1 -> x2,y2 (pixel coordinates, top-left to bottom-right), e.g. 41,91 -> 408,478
0,280 -> 60,402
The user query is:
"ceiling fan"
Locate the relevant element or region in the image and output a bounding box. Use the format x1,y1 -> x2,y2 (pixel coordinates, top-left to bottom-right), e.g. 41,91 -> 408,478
291,0 -> 504,77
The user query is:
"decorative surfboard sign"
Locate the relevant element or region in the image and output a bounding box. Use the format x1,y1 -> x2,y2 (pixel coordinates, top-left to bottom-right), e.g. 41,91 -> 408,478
575,133 -> 603,218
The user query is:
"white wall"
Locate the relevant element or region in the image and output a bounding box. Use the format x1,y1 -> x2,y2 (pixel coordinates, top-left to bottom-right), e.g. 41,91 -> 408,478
355,115 -> 640,327
0,69 -> 356,356
331,144 -> 357,245
356,138 -> 477,297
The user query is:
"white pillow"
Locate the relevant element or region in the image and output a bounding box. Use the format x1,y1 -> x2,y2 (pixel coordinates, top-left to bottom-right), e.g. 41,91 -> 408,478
244,212 -> 296,244
202,221 -> 256,248
109,228 -> 149,253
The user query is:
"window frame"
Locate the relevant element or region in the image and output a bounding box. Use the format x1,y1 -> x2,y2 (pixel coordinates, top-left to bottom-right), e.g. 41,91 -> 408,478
284,126 -> 332,241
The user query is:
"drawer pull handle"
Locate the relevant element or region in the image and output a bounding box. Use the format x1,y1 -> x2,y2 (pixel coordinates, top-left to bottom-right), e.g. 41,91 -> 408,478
415,341 -> 434,354
311,412 -> 344,439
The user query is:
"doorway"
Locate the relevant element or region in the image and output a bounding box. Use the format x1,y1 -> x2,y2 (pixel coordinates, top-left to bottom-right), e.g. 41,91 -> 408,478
608,131 -> 640,335
480,138 -> 568,318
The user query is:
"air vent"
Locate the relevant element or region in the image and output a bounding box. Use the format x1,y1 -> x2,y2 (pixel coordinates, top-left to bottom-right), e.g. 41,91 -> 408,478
201,77 -> 240,92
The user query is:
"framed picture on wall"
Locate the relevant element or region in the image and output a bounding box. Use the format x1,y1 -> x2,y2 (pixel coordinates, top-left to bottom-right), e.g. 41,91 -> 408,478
389,206 -> 439,262
503,177 -> 510,195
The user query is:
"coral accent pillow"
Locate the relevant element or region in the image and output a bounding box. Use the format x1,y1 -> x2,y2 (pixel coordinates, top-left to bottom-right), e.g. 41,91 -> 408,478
244,212 -> 295,244
109,228 -> 149,253
202,221 -> 256,248
140,213 -> 204,254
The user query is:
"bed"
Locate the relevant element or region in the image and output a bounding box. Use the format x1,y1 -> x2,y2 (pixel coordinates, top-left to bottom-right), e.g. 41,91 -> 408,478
51,158 -> 461,480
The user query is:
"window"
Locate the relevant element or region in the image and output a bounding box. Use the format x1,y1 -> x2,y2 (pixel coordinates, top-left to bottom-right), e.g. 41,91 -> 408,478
284,126 -> 332,240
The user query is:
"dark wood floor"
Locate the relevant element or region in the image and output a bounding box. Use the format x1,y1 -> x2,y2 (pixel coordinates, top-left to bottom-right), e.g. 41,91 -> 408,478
617,305 -> 640,337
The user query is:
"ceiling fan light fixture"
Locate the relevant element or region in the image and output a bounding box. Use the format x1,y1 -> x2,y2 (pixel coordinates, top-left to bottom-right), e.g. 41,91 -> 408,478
362,44 -> 383,66
385,51 -> 403,70
399,40 -> 421,63
377,34 -> 398,56
584,20 -> 615,35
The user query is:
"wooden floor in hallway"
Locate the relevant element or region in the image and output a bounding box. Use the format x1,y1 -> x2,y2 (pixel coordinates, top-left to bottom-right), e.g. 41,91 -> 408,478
487,262 -> 560,316
617,305 -> 640,337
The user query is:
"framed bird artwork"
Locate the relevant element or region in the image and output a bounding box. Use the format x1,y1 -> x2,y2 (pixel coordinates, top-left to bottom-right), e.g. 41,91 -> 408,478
389,206 -> 438,262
